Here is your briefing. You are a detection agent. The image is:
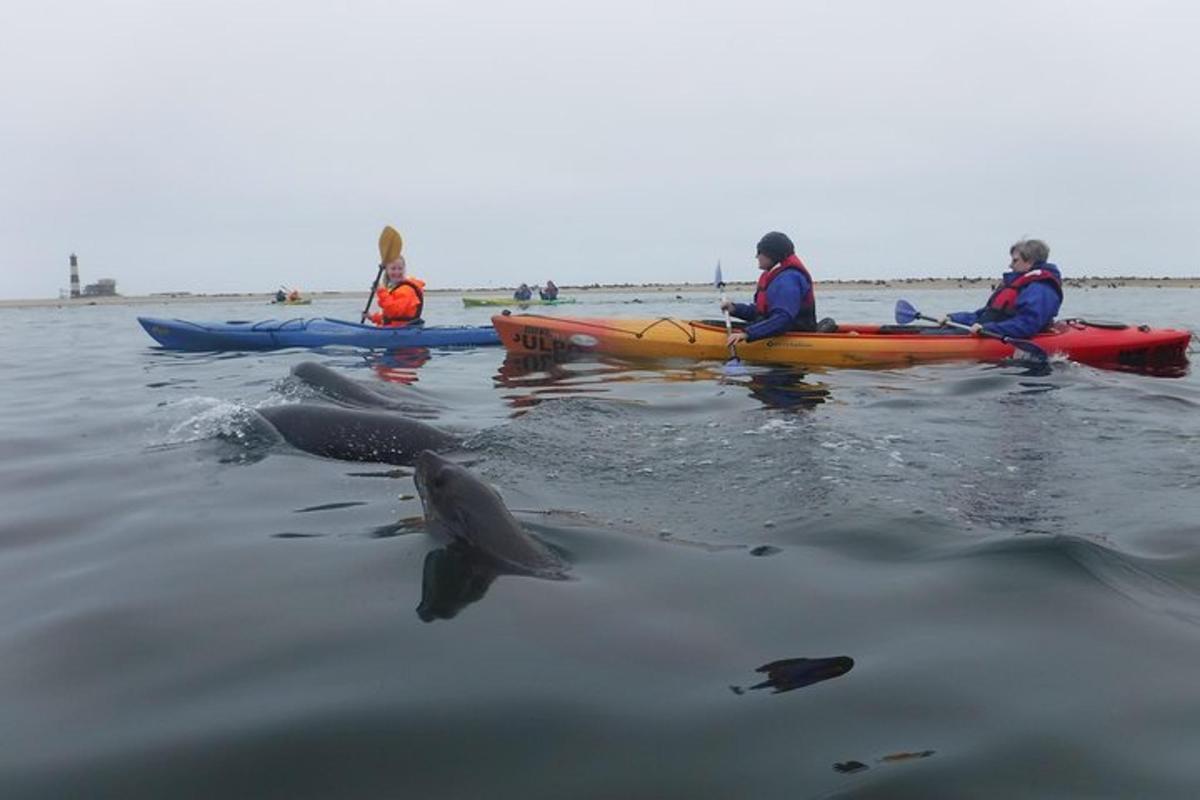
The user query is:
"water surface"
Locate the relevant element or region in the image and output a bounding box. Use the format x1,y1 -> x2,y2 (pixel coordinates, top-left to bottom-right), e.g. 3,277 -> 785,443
1,288 -> 1197,798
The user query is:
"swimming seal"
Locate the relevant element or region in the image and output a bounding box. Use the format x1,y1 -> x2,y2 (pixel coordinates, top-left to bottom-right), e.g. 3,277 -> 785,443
256,404 -> 458,465
413,450 -> 567,578
289,361 -> 436,416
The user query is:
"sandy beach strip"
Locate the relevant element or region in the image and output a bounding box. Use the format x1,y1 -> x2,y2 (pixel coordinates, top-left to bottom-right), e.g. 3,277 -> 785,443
2,276 -> 1198,310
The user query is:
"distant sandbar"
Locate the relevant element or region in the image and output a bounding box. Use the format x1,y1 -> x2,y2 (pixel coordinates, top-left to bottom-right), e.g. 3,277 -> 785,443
2,276 -> 1197,309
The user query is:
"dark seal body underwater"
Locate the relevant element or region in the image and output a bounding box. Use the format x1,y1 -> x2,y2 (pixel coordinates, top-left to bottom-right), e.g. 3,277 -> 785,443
256,404 -> 458,465
289,361 -> 437,416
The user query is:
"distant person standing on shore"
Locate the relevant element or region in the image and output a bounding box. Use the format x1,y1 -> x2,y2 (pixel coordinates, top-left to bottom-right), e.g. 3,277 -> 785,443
940,239 -> 1062,340
368,255 -> 425,327
720,231 -> 818,348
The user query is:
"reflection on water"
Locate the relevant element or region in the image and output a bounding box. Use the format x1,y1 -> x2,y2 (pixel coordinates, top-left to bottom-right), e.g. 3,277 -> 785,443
1002,356 -> 1054,378
880,750 -> 937,763
735,367 -> 832,410
495,354 -> 831,412
833,760 -> 870,774
294,501 -> 368,513
416,542 -> 500,622
493,354 -> 627,410
362,347 -> 431,385
834,749 -> 936,774
947,387 -> 1069,536
729,655 -> 854,695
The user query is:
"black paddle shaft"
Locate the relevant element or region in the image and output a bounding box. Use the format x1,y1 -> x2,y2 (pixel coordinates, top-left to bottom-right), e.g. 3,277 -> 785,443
893,299 -> 1048,360
360,264 -> 385,323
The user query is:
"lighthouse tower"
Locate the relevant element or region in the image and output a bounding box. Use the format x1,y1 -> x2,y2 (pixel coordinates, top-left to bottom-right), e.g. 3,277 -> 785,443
69,253 -> 80,298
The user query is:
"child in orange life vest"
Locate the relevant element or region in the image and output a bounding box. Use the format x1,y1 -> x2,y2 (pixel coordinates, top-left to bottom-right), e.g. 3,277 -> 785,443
369,255 -> 426,327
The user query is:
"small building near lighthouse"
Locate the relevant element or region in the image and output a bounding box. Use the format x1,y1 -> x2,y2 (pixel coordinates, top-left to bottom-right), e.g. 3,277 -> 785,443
69,253 -> 119,298
83,278 -> 118,297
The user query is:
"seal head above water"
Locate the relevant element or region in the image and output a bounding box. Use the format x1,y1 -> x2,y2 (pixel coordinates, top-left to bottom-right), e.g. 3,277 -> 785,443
414,450 -> 567,578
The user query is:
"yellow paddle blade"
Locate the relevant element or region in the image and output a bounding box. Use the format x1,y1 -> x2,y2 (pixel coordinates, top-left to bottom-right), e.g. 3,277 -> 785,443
378,226 -> 403,263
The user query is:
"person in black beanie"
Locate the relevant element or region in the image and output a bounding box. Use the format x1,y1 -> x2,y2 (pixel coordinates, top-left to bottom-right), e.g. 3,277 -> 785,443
720,231 -> 818,348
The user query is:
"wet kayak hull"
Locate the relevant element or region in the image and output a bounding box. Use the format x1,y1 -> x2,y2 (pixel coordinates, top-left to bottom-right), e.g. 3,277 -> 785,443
490,314 -> 1191,374
139,317 -> 501,351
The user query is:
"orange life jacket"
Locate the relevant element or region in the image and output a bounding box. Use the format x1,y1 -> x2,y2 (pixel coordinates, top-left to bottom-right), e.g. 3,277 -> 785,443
370,277 -> 425,326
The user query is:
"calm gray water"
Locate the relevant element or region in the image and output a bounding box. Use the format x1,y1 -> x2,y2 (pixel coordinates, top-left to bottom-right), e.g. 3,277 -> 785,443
1,287 -> 1198,799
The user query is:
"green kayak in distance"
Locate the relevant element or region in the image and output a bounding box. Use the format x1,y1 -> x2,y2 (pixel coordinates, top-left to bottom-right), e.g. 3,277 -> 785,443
462,296 -> 577,308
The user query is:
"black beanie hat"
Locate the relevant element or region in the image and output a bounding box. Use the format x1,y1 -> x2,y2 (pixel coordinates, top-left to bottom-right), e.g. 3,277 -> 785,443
756,231 -> 795,262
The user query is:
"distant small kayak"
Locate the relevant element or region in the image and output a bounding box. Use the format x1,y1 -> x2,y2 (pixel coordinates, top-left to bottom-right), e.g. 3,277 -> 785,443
271,298 -> 312,305
139,316 -> 500,351
462,296 -> 576,308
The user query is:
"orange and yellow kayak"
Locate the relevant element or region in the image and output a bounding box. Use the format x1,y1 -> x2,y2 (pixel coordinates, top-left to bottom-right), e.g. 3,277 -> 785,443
491,313 -> 1192,374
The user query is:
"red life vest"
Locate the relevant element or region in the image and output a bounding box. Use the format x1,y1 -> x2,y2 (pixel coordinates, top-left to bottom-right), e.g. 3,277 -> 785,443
754,254 -> 815,318
986,268 -> 1062,316
377,278 -> 425,325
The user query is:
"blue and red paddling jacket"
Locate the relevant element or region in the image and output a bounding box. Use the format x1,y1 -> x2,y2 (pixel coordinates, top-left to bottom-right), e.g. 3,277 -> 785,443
948,263 -> 1063,340
739,256 -> 816,338
984,266 -> 1062,315
730,255 -> 818,340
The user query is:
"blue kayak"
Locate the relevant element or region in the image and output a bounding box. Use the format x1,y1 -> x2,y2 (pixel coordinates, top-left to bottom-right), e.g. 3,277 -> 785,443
138,316 -> 501,352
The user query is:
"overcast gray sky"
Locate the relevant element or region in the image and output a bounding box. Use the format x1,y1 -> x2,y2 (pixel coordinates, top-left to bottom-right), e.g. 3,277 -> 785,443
3,0 -> 1198,299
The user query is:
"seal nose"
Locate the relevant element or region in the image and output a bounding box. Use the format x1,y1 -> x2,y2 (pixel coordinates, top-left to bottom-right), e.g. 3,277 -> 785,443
415,450 -> 450,491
